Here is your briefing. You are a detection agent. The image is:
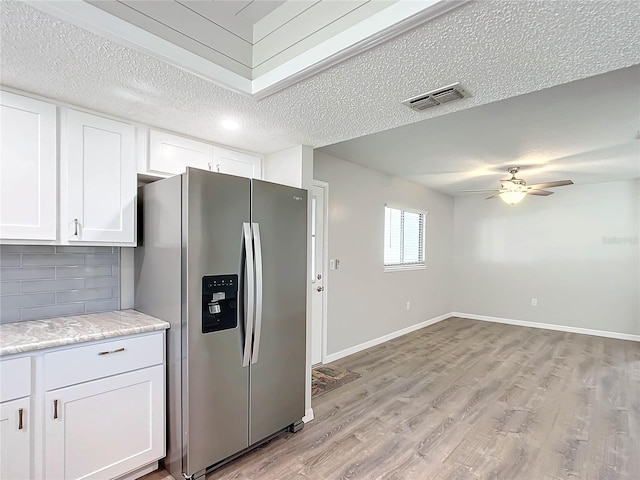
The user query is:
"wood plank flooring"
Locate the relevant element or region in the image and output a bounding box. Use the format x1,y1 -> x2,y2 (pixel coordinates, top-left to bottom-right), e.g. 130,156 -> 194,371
142,317 -> 640,480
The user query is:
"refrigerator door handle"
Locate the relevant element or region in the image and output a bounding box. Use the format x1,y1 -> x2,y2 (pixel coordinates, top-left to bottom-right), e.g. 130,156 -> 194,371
251,222 -> 263,364
242,222 -> 255,368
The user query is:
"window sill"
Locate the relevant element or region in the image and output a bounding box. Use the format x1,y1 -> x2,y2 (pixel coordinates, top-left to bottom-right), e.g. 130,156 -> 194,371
383,264 -> 426,273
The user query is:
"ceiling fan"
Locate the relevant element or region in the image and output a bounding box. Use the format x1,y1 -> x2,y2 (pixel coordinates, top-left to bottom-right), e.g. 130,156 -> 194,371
460,167 -> 574,205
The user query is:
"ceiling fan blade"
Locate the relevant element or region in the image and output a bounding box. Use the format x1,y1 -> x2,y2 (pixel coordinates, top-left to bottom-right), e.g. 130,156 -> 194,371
526,189 -> 554,196
460,189 -> 501,193
485,193 -> 501,199
527,180 -> 574,189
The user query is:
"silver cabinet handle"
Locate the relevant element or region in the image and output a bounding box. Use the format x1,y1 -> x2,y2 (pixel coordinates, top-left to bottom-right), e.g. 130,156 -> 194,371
208,162 -> 212,170
316,286 -> 324,292
216,163 -> 221,172
251,223 -> 263,365
97,347 -> 126,356
72,218 -> 80,237
18,408 -> 24,430
53,399 -> 59,420
242,222 -> 255,368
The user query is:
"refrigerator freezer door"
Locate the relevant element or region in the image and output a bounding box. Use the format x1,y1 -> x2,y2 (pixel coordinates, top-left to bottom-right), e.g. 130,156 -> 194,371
183,169 -> 251,476
249,180 -> 307,445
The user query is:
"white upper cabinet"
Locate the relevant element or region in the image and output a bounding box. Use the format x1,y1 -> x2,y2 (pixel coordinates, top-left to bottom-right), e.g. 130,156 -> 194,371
62,110 -> 136,245
0,91 -> 57,241
144,129 -> 262,180
147,129 -> 213,176
212,145 -> 262,179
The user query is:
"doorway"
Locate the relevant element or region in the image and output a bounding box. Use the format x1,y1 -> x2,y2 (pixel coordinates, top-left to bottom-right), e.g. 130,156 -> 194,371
311,181 -> 328,366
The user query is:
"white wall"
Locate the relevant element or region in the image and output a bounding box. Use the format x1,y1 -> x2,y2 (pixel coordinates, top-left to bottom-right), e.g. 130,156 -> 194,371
314,151 -> 455,356
263,145 -> 313,188
453,179 -> 640,336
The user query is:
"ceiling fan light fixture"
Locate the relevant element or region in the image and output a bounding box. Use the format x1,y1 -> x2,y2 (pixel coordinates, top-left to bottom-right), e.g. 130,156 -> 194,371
499,190 -> 526,205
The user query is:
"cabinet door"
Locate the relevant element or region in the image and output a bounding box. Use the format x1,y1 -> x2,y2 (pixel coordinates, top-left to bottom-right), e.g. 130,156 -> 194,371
0,91 -> 57,241
147,130 -> 213,176
63,110 -> 136,244
45,365 -> 164,480
212,145 -> 262,179
0,397 -> 31,480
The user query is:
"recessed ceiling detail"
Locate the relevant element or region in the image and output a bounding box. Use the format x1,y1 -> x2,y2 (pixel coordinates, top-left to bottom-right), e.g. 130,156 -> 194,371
28,0 -> 470,99
402,82 -> 469,111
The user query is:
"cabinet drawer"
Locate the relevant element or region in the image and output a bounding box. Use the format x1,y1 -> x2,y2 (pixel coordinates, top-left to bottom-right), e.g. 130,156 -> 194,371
45,333 -> 163,391
0,357 -> 31,402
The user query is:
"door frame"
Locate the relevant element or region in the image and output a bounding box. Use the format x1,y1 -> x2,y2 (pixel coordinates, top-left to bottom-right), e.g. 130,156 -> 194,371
312,180 -> 329,365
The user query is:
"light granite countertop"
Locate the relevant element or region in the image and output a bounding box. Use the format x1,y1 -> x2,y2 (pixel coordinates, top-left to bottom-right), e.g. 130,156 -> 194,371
0,309 -> 170,357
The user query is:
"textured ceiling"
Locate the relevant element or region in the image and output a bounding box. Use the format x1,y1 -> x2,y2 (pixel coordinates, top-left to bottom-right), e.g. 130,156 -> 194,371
1,0 -> 639,172
320,66 -> 640,195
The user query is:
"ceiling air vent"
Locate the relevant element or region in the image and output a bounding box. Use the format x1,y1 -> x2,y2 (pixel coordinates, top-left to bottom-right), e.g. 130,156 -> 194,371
402,83 -> 469,112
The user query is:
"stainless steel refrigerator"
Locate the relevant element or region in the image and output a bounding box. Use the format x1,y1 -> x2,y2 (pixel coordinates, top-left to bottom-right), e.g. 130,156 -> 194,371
134,168 -> 307,480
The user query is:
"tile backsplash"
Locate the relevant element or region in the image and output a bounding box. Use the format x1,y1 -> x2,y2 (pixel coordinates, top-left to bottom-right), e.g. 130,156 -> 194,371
0,245 -> 120,323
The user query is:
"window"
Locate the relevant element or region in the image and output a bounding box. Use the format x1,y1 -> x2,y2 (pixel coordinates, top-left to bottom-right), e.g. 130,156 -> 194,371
384,205 -> 426,270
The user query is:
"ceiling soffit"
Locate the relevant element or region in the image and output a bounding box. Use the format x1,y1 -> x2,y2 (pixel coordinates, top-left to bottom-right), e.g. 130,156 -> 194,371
28,0 -> 469,99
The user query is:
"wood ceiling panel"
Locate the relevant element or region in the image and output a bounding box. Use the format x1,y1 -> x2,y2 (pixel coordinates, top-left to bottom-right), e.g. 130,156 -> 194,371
119,0 -> 252,65
253,0 -> 393,76
253,0 -> 368,66
235,1 -> 287,25
253,0 -> 319,43
88,0 -> 252,77
178,1 -> 254,42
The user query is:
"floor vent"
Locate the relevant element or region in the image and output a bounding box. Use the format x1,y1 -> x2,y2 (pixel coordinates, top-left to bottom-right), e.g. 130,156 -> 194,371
402,83 -> 469,111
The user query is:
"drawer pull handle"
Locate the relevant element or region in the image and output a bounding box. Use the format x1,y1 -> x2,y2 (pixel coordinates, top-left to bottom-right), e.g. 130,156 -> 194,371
53,399 -> 59,420
18,408 -> 24,430
97,347 -> 126,356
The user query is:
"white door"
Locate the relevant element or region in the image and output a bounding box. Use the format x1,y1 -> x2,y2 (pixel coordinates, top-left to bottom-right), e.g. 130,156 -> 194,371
0,91 -> 57,241
45,365 -> 164,480
62,109 -> 136,244
0,397 -> 31,480
311,183 -> 327,366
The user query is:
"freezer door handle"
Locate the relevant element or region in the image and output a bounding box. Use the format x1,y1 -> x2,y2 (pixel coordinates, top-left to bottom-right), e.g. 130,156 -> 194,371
242,222 -> 255,368
251,222 -> 263,364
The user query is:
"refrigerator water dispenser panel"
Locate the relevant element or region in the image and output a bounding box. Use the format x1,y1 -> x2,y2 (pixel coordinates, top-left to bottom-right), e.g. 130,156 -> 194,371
202,275 -> 238,333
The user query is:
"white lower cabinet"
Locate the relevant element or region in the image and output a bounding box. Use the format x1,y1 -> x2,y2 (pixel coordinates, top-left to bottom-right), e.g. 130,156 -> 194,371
45,366 -> 164,480
0,397 -> 31,480
0,331 -> 165,480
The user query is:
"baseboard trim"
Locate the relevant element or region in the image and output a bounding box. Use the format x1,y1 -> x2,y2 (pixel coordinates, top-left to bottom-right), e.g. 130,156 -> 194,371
452,312 -> 640,342
302,407 -> 314,423
324,312 -> 452,363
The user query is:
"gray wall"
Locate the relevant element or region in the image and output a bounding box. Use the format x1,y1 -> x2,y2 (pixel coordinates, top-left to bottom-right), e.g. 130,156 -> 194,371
453,179 -> 640,335
314,151 -> 455,355
0,245 -> 120,323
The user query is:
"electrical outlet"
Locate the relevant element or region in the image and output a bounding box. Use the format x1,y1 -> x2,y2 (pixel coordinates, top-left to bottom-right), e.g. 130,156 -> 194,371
406,301 -> 411,310
531,298 -> 538,307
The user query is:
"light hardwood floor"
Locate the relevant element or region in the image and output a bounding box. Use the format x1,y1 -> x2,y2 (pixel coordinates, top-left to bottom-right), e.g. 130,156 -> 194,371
142,317 -> 640,480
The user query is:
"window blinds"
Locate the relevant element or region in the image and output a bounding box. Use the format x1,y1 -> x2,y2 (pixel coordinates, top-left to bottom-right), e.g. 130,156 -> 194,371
384,206 -> 425,269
